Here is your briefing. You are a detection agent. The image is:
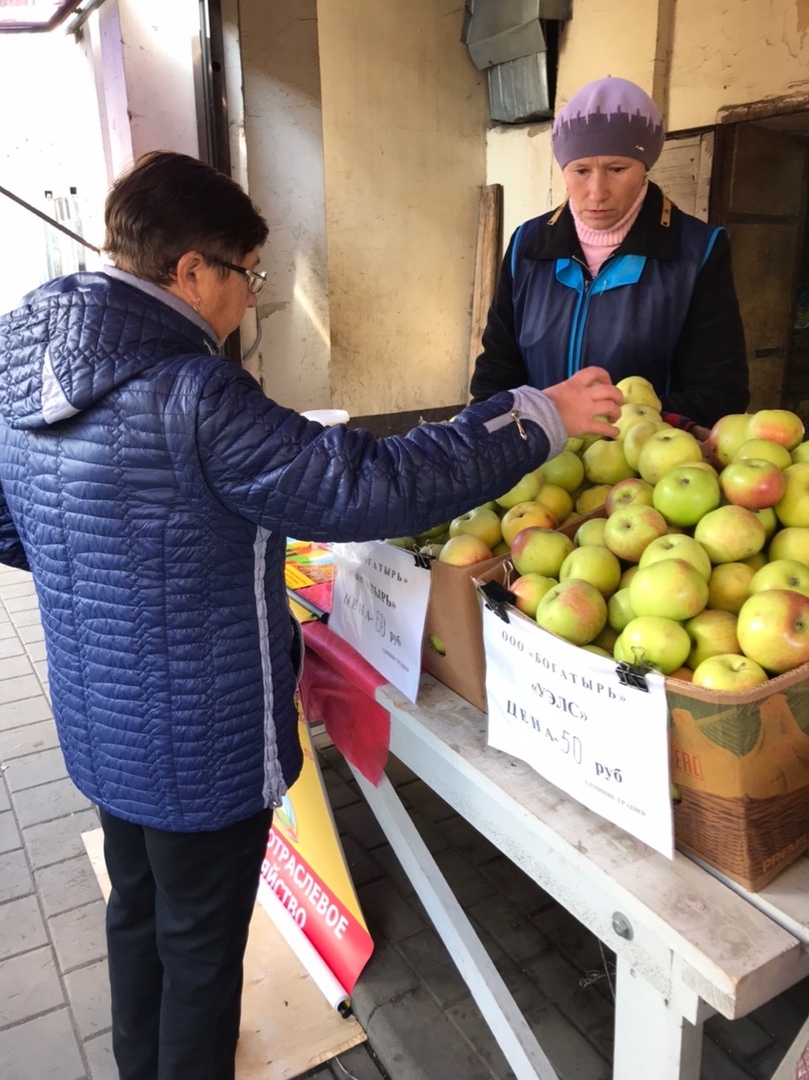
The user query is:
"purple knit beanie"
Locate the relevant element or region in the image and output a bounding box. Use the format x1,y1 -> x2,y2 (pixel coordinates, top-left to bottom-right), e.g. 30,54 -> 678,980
552,76 -> 664,170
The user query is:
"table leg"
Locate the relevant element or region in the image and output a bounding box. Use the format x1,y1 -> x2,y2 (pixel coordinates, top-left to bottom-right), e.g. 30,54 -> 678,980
613,955 -> 704,1080
350,764 -> 559,1080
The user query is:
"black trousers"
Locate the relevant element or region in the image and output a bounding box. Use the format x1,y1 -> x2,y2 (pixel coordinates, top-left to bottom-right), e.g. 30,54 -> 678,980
99,806 -> 273,1080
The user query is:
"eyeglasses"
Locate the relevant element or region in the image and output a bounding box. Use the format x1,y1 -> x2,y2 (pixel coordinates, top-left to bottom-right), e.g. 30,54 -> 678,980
209,257 -> 268,296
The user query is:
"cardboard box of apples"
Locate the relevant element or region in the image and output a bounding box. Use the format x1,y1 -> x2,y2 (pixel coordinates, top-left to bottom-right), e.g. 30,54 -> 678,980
393,376 -> 809,890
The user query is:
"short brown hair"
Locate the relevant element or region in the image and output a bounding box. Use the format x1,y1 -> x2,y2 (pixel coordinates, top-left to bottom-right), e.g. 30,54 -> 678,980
103,151 -> 269,285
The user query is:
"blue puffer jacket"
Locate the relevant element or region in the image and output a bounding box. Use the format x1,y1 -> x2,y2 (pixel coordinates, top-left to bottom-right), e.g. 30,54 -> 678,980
0,271 -> 563,832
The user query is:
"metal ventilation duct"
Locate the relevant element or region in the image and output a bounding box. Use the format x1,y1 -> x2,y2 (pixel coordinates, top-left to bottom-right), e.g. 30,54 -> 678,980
462,0 -> 573,124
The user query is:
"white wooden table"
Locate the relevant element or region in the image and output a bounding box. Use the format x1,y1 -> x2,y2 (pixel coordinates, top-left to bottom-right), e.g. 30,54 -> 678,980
349,673 -> 809,1080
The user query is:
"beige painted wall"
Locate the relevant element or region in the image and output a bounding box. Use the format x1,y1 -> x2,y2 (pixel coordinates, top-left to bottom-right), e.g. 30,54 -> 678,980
316,1 -> 489,416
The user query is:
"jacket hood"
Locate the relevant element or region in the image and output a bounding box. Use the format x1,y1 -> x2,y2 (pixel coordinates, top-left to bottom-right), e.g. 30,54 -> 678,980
0,272 -> 218,431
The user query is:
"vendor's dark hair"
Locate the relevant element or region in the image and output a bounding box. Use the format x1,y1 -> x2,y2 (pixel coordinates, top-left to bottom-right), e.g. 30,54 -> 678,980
103,151 -> 269,284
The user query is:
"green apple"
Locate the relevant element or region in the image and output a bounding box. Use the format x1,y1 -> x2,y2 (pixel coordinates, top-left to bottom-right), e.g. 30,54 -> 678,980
769,526 -> 809,566
603,504 -> 668,562
637,428 -> 703,485
448,506 -> 503,550
653,465 -> 721,527
535,484 -> 573,526
574,517 -> 608,547
495,469 -> 544,510
582,644 -> 612,658
691,653 -> 769,690
745,408 -> 805,451
509,573 -> 558,618
615,375 -> 662,411
623,420 -> 668,471
559,546 -> 622,599
582,439 -> 635,485
613,402 -> 663,439
638,534 -> 712,581
791,441 -> 809,464
684,609 -> 740,669
500,501 -> 558,548
706,562 -> 756,614
510,527 -> 574,578
693,505 -> 767,563
742,551 -> 768,572
386,536 -> 417,549
604,476 -> 655,515
629,559 -> 709,621
620,615 -> 691,674
619,564 -> 639,589
575,484 -> 612,515
416,522 -> 450,543
775,463 -> 809,528
539,450 -> 585,493
592,623 -> 619,653
535,579 -> 608,645
437,534 -> 493,566
705,413 -> 750,467
749,558 -> 809,598
737,589 -> 809,673
607,587 -> 637,633
719,457 -> 787,510
565,436 -> 585,454
751,507 -> 779,541
733,438 -> 792,470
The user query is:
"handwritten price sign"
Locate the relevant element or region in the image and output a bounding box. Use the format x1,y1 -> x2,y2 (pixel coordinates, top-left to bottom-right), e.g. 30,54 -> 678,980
483,605 -> 673,857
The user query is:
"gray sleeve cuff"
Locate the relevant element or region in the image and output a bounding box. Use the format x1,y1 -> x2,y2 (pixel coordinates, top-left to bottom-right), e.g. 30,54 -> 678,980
510,387 -> 568,460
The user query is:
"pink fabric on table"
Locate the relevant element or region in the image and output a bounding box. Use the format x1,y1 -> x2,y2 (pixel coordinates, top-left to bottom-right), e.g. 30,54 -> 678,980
299,620 -> 391,785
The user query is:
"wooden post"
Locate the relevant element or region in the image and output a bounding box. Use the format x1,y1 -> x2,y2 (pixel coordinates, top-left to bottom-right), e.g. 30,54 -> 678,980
468,183 -> 503,390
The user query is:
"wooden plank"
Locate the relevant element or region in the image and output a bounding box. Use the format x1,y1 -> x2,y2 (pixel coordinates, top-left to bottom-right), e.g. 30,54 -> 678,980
375,678 -> 809,1020
467,183 -> 503,386
81,829 -> 365,1080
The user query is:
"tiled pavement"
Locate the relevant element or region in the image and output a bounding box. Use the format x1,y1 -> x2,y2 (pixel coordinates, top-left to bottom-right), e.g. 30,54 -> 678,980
1,559 -> 809,1080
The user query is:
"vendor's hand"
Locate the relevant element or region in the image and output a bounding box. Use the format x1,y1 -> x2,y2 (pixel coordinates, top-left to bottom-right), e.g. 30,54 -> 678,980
543,367 -> 622,439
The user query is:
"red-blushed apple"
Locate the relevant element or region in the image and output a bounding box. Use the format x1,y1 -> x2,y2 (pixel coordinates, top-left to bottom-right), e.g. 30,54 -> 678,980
691,653 -> 769,690
539,449 -> 585,492
495,468 -> 544,510
719,457 -> 787,510
604,476 -> 655,515
668,666 -> 694,682
576,484 -> 612,515
704,413 -> 750,467
535,484 -> 573,525
706,562 -> 756,614
637,428 -> 703,485
448,506 -> 503,550
684,609 -> 740,669
574,517 -> 608,547
620,615 -> 691,674
775,463 -> 809,528
509,573 -> 558,618
559,546 -> 622,599
769,526 -> 809,566
749,558 -> 809,598
629,559 -> 709,621
613,402 -> 663,438
745,409 -> 805,451
534,578 -> 608,645
615,375 -> 662,411
622,419 -> 668,471
652,465 -> 721,527
500,502 -> 558,548
602,504 -> 668,562
638,534 -> 712,581
607,587 -> 637,632
737,589 -> 809,673
733,438 -> 793,470
693,505 -> 766,563
510,527 -> 574,578
437,534 -> 493,566
582,439 -> 635,485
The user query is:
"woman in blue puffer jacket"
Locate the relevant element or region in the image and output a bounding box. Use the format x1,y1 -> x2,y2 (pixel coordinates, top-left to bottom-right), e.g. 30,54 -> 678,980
0,150 -> 622,1080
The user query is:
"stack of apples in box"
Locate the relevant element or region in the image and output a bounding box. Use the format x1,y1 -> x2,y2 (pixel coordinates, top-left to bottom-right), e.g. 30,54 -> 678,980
389,375 -> 809,691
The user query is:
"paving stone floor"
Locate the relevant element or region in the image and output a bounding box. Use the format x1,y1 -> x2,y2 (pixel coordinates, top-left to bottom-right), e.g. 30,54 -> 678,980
1,561 -> 808,1080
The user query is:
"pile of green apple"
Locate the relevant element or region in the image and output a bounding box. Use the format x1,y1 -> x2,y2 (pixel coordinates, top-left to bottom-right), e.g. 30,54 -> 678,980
500,378 -> 809,691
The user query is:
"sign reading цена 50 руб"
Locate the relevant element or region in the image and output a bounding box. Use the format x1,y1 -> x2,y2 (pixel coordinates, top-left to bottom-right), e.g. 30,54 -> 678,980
483,603 -> 674,858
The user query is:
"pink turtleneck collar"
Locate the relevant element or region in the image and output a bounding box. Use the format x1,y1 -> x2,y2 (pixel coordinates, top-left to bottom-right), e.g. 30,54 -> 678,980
570,180 -> 649,277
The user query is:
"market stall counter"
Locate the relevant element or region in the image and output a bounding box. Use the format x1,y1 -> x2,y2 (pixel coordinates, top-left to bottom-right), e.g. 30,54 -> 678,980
299,618 -> 809,1080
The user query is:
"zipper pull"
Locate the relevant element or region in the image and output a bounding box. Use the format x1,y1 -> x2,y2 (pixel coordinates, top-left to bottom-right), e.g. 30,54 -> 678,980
510,410 -> 528,440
